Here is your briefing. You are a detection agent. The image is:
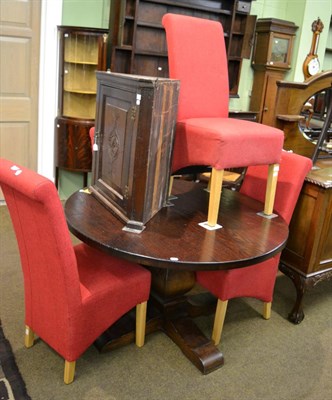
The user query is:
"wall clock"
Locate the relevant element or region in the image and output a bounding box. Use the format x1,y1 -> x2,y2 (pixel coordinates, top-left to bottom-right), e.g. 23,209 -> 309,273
303,18 -> 324,80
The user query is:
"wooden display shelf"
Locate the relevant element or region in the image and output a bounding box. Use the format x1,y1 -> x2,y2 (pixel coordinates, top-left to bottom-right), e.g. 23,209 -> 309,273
64,89 -> 97,95
64,59 -> 98,65
63,92 -> 96,119
64,36 -> 100,64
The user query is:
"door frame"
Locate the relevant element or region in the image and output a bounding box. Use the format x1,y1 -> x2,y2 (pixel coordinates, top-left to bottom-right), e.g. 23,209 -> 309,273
38,0 -> 63,180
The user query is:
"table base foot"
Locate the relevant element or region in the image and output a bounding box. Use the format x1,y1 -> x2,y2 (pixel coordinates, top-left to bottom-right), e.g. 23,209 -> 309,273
165,317 -> 224,374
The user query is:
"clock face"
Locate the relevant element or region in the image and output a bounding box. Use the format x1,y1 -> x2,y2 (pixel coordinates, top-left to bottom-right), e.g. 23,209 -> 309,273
308,57 -> 320,76
271,37 -> 289,63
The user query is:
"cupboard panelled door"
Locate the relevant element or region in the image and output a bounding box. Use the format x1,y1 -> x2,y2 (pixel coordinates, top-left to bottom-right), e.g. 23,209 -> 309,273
93,84 -> 138,217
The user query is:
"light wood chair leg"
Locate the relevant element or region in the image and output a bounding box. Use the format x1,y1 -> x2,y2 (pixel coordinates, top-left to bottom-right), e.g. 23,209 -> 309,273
168,175 -> 174,198
136,301 -> 147,347
264,163 -> 279,215
24,325 -> 34,348
263,302 -> 272,320
207,168 -> 224,227
64,360 -> 76,384
207,173 -> 211,192
212,299 -> 228,346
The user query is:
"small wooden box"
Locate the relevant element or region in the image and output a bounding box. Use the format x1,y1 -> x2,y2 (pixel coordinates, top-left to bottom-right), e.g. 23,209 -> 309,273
90,72 -> 180,232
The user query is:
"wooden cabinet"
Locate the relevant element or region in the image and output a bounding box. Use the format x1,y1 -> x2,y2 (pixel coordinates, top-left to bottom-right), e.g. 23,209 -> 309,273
273,71 -> 332,323
108,0 -> 256,97
55,26 -> 108,188
280,166 -> 332,323
90,72 -> 180,232
249,18 -> 298,125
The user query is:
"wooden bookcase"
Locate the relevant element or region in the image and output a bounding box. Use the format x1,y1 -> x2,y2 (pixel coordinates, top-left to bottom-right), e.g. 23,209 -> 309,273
108,0 -> 256,97
54,26 -> 108,188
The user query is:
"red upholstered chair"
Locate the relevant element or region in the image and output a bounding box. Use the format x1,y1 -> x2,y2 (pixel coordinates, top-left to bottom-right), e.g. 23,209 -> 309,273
162,14 -> 284,228
196,151 -> 312,345
0,158 -> 151,384
89,127 -> 95,149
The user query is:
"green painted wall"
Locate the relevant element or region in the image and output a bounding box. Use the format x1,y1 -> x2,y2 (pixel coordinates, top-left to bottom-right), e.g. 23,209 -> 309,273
324,19 -> 332,71
62,0 -> 110,28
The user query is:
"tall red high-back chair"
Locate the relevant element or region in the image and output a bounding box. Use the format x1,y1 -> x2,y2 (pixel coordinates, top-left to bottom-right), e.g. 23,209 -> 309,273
0,158 -> 151,384
196,151 -> 312,345
162,14 -> 284,228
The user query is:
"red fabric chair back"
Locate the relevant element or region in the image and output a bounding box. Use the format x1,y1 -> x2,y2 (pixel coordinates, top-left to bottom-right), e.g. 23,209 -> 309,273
162,14 -> 229,121
0,159 -> 82,346
89,127 -> 94,148
240,151 -> 313,225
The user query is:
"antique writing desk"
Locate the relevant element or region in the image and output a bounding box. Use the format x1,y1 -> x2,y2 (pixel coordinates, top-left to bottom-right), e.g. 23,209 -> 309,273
65,180 -> 288,374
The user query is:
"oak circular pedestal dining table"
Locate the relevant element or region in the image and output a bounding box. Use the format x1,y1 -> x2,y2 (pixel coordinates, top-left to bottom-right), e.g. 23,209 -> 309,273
65,179 -> 289,374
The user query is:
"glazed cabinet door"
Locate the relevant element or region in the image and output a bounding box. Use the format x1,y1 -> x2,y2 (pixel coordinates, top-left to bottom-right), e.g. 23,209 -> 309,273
57,27 -> 108,119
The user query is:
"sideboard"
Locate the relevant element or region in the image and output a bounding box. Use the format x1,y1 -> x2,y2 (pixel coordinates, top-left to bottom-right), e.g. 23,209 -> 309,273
280,162 -> 332,323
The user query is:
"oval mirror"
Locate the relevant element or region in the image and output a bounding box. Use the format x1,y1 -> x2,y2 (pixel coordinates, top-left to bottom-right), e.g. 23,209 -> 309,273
299,88 -> 332,155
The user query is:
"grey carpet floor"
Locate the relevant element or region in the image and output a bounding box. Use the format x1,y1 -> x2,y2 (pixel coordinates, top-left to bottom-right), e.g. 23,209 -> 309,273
0,205 -> 331,400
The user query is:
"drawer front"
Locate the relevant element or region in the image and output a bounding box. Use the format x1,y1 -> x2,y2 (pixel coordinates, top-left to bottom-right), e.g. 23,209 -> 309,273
236,1 -> 251,13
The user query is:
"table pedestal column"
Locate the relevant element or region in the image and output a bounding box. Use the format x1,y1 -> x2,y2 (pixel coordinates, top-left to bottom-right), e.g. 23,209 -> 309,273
94,267 -> 224,374
149,268 -> 224,374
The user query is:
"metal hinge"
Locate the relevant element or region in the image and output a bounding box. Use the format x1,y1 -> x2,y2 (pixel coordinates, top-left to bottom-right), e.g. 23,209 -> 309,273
131,106 -> 137,120
124,185 -> 129,200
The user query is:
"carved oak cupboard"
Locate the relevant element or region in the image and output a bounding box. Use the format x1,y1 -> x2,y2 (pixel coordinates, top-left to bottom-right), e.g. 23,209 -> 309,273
90,72 -> 180,232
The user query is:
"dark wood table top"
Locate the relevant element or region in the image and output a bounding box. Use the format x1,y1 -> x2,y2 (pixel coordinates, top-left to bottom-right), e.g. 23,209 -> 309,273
65,180 -> 288,271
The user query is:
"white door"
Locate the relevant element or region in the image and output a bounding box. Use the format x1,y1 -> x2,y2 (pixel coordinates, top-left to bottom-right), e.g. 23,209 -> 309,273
0,0 -> 41,198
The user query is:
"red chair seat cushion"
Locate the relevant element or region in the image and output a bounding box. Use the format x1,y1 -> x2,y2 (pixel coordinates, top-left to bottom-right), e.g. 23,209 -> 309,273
76,243 -> 150,317
172,118 -> 284,172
